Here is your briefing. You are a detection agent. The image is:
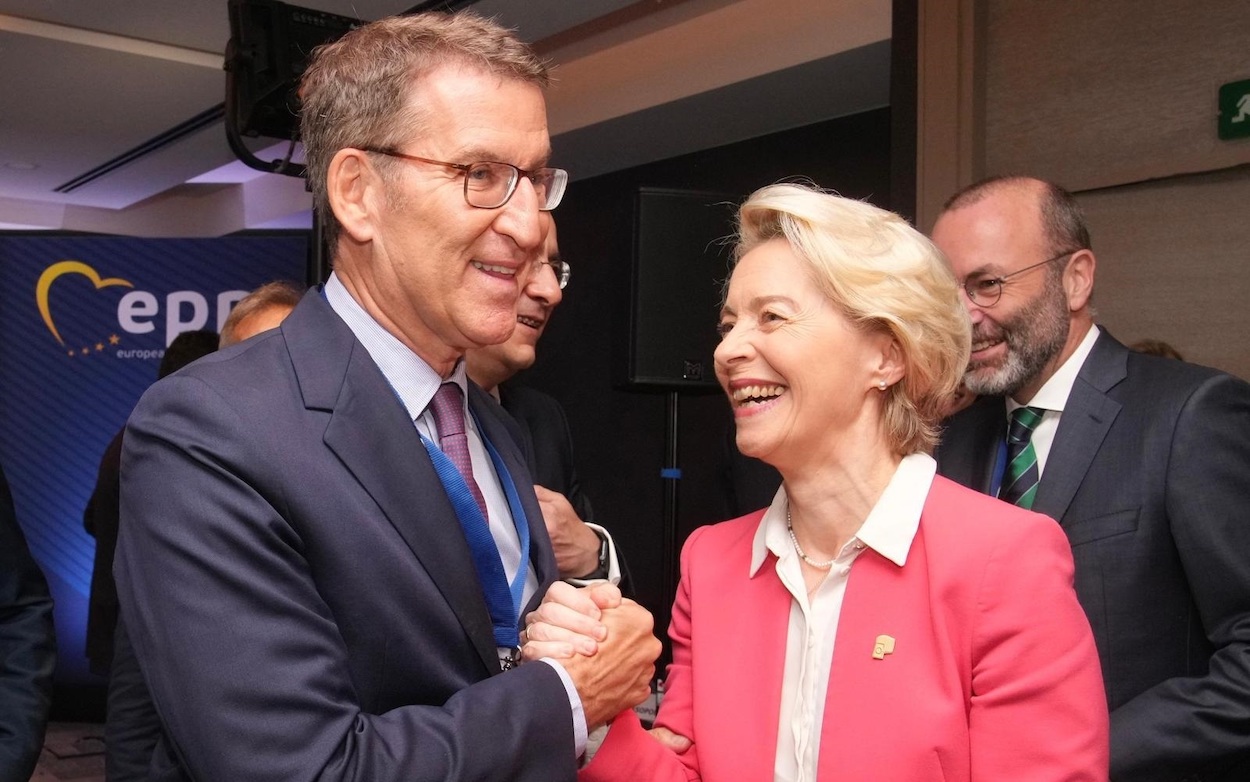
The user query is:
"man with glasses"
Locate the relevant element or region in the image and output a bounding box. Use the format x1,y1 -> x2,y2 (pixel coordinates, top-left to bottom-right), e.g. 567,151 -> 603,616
113,13 -> 659,781
466,218 -> 629,591
931,175 -> 1250,782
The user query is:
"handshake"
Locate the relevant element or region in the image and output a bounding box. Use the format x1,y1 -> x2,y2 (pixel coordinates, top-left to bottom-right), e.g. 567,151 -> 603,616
522,581 -> 662,729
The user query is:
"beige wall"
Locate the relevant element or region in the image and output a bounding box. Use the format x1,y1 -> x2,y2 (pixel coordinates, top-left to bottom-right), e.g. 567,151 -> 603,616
917,0 -> 1250,379
1081,170 -> 1250,376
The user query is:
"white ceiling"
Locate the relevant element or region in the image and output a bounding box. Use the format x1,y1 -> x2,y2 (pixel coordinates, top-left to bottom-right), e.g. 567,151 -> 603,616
0,0 -> 891,236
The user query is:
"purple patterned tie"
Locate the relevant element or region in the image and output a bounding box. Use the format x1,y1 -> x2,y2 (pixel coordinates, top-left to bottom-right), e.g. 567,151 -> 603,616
428,383 -> 489,523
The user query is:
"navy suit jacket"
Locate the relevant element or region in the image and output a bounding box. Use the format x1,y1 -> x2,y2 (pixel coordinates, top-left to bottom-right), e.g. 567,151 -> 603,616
114,291 -> 574,782
83,427 -> 124,674
936,331 -> 1250,782
497,384 -> 635,594
0,464 -> 56,782
499,384 -> 596,524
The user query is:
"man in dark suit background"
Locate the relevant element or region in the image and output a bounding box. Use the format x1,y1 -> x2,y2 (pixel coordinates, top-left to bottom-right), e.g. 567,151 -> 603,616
931,175 -> 1250,781
0,462 -> 56,782
466,217 -> 628,589
114,12 -> 659,781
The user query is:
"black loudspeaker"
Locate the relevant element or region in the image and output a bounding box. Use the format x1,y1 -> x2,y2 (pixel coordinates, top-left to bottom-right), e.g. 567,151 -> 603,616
623,188 -> 737,390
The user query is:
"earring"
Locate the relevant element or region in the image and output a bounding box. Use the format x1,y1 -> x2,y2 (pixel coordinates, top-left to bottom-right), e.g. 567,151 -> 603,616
878,380 -> 888,391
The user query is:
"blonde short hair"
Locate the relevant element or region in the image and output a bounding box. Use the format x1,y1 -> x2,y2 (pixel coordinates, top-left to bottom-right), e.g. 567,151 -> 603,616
299,12 -> 550,247
734,183 -> 971,454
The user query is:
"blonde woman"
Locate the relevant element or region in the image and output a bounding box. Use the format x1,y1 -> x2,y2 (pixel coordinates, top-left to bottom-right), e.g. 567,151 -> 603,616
527,183 -> 1109,782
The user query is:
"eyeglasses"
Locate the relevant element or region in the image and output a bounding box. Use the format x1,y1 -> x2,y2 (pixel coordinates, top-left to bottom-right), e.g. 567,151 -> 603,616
961,249 -> 1081,307
536,257 -> 571,290
360,147 -> 568,211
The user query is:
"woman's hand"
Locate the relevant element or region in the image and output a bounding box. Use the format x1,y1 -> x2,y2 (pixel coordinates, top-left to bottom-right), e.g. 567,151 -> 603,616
649,726 -> 693,754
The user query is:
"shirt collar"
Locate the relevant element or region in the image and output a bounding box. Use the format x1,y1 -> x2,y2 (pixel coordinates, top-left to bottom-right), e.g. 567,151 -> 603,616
749,453 -> 936,575
323,272 -> 466,421
1009,323 -> 1099,414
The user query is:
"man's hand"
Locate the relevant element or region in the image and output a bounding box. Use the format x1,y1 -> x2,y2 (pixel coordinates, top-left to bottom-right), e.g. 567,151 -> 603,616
519,581 -> 660,729
521,581 -> 619,659
535,485 -> 601,578
558,600 -> 660,730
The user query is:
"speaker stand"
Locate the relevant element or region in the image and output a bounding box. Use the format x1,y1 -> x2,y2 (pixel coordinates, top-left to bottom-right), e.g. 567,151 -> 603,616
661,390 -> 680,611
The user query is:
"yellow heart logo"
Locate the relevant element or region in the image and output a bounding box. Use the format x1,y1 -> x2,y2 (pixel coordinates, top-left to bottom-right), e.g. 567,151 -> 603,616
36,260 -> 134,346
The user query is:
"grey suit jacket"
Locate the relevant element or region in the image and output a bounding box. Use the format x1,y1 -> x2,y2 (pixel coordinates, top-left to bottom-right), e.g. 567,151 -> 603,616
114,291 -> 575,782
936,330 -> 1250,782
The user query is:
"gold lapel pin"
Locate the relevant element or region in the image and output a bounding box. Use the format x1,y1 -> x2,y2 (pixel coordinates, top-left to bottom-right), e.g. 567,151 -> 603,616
872,634 -> 896,660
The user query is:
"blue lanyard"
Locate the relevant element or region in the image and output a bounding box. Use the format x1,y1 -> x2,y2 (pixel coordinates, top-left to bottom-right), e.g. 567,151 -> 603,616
418,422 -> 530,648
322,281 -> 531,647
990,436 -> 1008,498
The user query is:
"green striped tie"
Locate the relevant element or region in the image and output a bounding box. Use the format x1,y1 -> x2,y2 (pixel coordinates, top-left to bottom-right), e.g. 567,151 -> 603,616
1001,406 -> 1044,509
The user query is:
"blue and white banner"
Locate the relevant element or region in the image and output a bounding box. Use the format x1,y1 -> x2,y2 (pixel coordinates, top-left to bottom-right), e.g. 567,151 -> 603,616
0,233 -> 306,683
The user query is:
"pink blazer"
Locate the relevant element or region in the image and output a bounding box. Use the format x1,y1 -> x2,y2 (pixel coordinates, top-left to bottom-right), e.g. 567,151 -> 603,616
582,476 -> 1109,782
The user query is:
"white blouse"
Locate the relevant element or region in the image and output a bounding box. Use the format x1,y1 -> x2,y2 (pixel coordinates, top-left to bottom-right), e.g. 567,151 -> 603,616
748,454 -> 936,782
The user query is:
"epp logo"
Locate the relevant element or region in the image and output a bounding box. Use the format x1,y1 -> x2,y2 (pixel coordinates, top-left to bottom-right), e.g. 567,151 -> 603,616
36,260 -> 248,358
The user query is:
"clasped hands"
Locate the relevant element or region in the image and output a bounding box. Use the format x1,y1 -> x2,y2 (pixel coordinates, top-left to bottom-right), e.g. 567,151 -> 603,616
522,581 -> 661,730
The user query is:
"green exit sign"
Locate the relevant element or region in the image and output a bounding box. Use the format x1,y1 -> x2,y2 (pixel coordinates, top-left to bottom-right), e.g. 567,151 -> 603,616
1219,79 -> 1250,140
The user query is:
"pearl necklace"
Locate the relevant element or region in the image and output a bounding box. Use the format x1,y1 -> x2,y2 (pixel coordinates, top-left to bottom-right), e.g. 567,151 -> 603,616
786,510 -> 835,569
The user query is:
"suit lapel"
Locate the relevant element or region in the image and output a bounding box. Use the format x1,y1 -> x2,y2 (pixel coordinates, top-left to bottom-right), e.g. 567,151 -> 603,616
287,293 -> 501,675
937,396 -> 1005,493
1034,333 -> 1126,523
820,528 -> 949,780
468,383 -> 556,615
822,550 -> 906,771
716,549 -> 790,781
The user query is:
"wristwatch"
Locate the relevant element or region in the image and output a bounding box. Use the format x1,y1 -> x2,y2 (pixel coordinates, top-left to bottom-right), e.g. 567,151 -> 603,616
578,528 -> 610,580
